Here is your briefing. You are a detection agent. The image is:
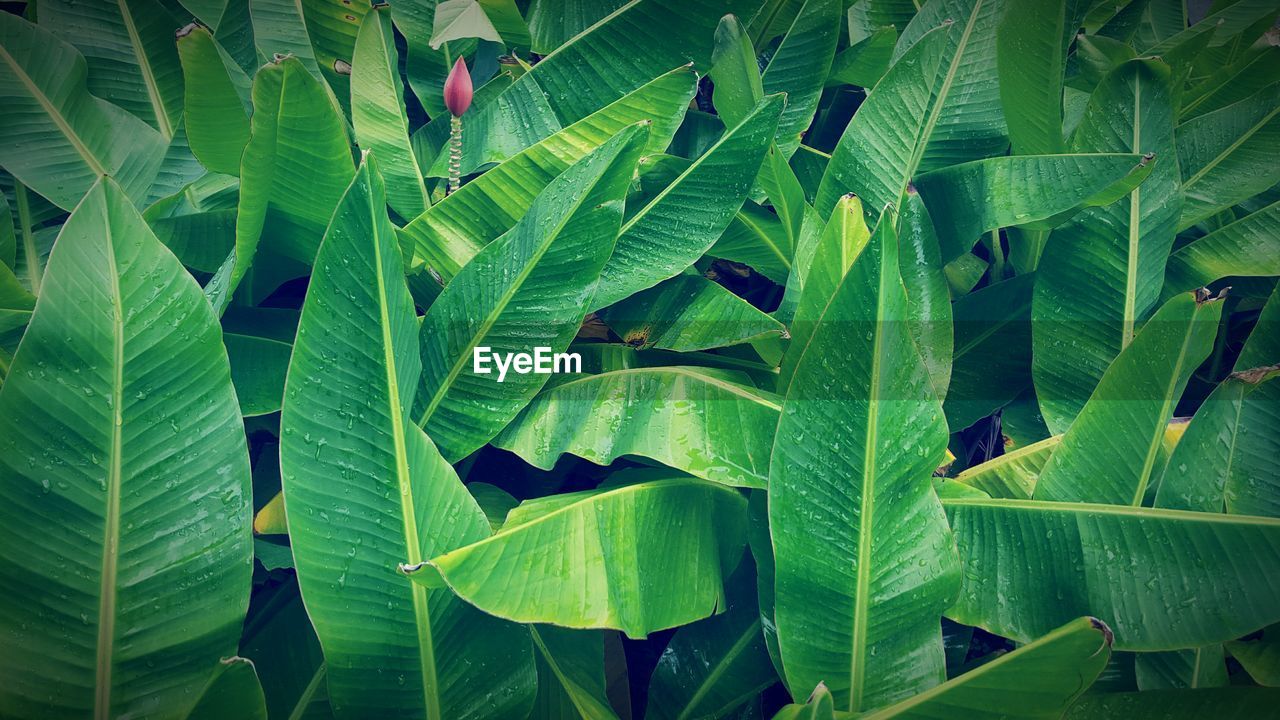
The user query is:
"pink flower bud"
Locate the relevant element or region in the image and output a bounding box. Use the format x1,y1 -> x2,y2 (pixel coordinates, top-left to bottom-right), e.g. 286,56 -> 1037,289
444,57 -> 472,117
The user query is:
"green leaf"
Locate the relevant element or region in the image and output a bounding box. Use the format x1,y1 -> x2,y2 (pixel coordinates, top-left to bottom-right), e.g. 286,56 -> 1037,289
1180,45 -> 1280,121
770,211 -> 960,712
815,23 -> 948,218
224,331 -> 291,417
1065,688 -> 1280,718
899,188 -> 952,401
1164,199 -> 1280,298
943,273 -> 1035,432
892,0 -> 1008,170
279,158 -> 536,719
1227,624 -> 1280,686
188,658 -> 269,720
352,8 -> 428,220
468,482 -> 518,532
494,366 -> 780,489
527,0 -> 628,54
771,682 -> 836,720
943,496 -> 1280,650
41,0 -> 186,139
600,273 -> 785,352
176,24 -> 252,177
591,94 -> 784,309
206,56 -> 354,314
0,178 -> 252,718
826,25 -> 896,89
997,0 -> 1088,155
507,0 -> 761,125
712,200 -> 795,284
913,153 -> 1154,263
954,435 -> 1061,500
1033,292 -> 1223,505
143,172 -> 239,273
251,0 -> 324,81
529,626 -> 619,719
0,193 -> 14,269
645,560 -> 778,720
778,194 -> 870,393
0,11 -> 167,209
710,14 -> 765,130
1032,58 -> 1182,433
403,475 -> 749,638
413,126 -> 647,461
859,617 -> 1111,719
1140,0 -> 1280,55
1176,83 -> 1280,231
761,0 -> 840,158
1156,287 -> 1280,515
398,66 -> 697,282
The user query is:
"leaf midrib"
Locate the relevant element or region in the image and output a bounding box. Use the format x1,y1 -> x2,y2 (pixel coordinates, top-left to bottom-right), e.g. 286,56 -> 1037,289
116,0 -> 174,138
847,230 -> 891,713
939,497 -> 1280,525
677,618 -> 763,720
541,366 -> 782,411
735,209 -> 791,270
95,194 -> 126,720
1122,76 -> 1143,348
0,42 -> 108,177
1130,308 -> 1200,506
369,181 -> 440,720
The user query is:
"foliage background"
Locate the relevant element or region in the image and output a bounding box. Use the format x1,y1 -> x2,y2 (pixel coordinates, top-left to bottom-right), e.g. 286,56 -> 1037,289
1,0 -> 1279,718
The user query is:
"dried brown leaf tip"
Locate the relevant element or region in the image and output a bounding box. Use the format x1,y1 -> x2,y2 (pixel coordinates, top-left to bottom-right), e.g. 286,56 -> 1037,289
1229,364 -> 1280,385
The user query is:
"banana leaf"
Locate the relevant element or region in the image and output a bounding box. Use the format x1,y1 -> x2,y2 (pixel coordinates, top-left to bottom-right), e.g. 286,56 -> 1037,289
404,474 -> 749,638
943,496 -> 1280,650
177,24 -> 253,177
41,0 -> 185,139
1065,687 -> 1280,718
493,366 -> 780,489
645,560 -> 777,720
913,153 -> 1154,263
0,12 -> 167,209
205,55 -> 354,314
599,273 -> 785,352
891,0 -> 1007,171
1163,199 -> 1280,298
352,7 -> 429,220
858,617 -> 1111,719
279,158 -> 536,719
997,0 -> 1089,155
1032,58 -> 1182,433
954,435 -> 1060,500
770,211 -> 960,712
0,178 -> 252,719
530,625 -> 619,719
591,94 -> 784,309
1177,83 -> 1280,231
